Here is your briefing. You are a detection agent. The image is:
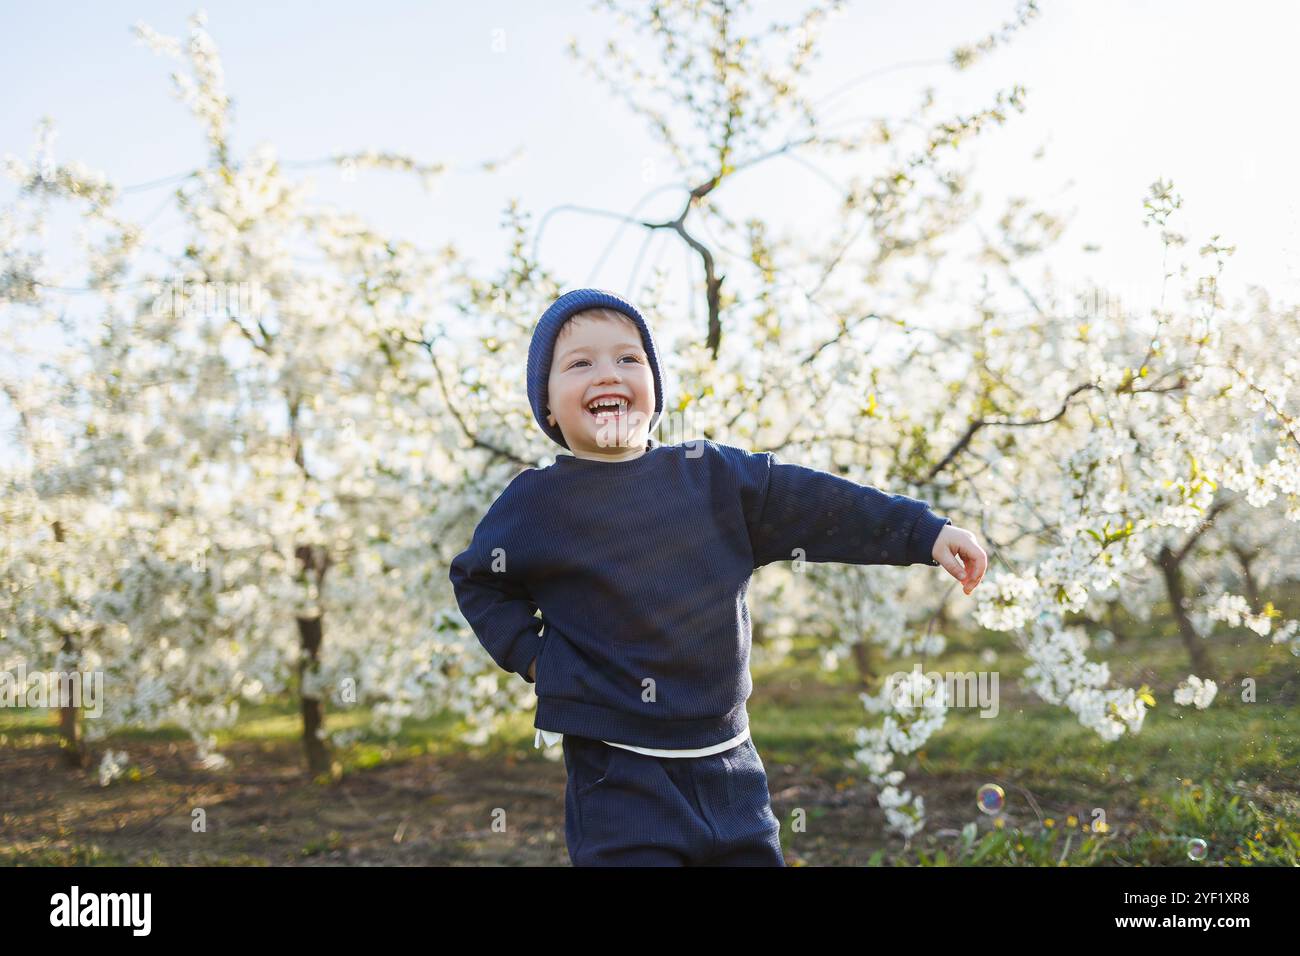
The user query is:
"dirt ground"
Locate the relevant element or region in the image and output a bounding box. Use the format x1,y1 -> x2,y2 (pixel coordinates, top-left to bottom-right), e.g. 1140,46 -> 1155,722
0,736 -> 1043,866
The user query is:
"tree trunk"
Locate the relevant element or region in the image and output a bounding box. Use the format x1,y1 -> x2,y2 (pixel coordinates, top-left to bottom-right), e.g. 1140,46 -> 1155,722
58,630 -> 85,769
1231,546 -> 1260,608
295,542 -> 334,778
851,641 -> 877,685
296,613 -> 331,777
1105,602 -> 1128,645
51,520 -> 85,768
933,601 -> 953,636
1158,544 -> 1215,679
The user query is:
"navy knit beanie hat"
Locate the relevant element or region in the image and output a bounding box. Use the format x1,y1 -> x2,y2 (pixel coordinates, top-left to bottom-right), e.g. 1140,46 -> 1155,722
527,288 -> 665,450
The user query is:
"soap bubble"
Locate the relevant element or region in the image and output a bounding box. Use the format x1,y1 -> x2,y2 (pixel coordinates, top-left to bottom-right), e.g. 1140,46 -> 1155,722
976,783 -> 1005,815
1186,837 -> 1208,861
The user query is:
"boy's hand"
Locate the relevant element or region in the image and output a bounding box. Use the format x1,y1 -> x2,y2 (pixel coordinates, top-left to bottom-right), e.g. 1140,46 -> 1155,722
932,524 -> 987,595
528,658 -> 536,681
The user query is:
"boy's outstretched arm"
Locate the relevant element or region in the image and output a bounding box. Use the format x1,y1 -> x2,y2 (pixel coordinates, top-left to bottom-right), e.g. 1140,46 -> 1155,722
725,444 -> 951,570
449,530 -> 544,684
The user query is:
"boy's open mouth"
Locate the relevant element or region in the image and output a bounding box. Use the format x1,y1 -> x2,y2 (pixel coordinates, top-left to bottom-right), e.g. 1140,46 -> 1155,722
585,398 -> 630,423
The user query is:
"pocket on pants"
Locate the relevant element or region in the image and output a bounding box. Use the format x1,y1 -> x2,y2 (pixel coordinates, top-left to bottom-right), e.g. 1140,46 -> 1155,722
565,737 -> 619,799
726,738 -> 773,806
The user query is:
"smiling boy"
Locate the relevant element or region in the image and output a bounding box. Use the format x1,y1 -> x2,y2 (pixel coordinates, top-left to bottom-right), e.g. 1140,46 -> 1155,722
449,287 -> 987,865
542,303 -> 657,463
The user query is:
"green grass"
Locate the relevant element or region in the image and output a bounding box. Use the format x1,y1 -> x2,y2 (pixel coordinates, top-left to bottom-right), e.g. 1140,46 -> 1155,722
0,695 -> 530,775
744,621 -> 1299,865
0,844 -> 132,866
882,780 -> 1300,867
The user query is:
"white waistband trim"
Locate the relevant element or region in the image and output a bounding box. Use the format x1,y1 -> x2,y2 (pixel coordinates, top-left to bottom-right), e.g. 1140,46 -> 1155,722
534,724 -> 750,757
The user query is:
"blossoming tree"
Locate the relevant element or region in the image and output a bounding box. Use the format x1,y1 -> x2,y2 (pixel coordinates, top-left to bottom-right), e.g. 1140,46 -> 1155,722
1,4 -> 1296,851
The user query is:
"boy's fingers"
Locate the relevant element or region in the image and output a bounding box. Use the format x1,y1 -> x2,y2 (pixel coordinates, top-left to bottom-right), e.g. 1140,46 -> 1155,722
955,547 -> 985,592
945,552 -> 966,580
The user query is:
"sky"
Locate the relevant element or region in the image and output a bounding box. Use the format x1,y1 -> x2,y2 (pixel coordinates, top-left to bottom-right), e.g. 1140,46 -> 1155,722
2,0 -> 1298,443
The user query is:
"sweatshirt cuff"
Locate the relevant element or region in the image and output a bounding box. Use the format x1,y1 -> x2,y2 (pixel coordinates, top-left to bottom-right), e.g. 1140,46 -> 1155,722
907,510 -> 952,566
507,630 -> 544,684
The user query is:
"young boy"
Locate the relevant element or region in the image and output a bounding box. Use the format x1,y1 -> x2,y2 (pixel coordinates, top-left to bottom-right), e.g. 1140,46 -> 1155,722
449,288 -> 987,866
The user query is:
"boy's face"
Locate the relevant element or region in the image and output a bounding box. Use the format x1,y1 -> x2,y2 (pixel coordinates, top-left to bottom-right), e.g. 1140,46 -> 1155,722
545,310 -> 655,457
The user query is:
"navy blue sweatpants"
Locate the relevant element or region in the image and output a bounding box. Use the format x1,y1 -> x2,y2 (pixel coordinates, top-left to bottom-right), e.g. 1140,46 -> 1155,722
562,734 -> 786,866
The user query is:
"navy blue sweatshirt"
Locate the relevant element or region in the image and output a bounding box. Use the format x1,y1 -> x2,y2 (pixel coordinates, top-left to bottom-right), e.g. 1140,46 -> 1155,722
448,438 -> 951,750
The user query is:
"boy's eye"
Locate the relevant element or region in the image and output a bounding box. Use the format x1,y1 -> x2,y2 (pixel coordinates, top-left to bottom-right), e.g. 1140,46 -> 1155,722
568,355 -> 640,369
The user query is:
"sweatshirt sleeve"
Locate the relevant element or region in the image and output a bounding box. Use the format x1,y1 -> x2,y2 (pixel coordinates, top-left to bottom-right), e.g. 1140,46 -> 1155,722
724,443 -> 952,570
448,485 -> 544,684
